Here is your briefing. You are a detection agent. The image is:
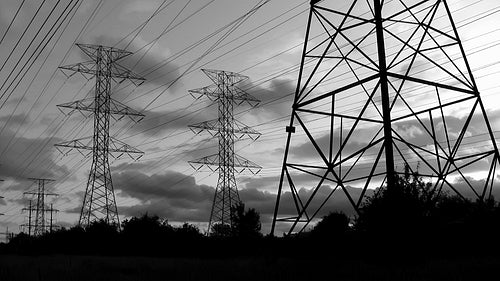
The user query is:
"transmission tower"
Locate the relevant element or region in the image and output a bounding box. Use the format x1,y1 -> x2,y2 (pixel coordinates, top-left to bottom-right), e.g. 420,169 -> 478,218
22,178 -> 57,236
0,227 -> 12,243
0,172 -> 4,213
0,182 -> 3,216
189,69 -> 262,232
55,44 -> 145,227
271,0 -> 500,235
48,203 -> 59,233
21,200 -> 33,235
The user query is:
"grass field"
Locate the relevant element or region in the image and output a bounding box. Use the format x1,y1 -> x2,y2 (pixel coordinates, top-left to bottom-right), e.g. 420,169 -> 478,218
0,255 -> 499,281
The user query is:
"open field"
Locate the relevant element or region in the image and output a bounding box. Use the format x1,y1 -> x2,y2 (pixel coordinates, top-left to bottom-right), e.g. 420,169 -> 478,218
0,255 -> 499,281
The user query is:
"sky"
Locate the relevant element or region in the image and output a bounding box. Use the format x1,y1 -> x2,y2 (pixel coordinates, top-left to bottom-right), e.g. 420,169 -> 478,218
0,0 -> 500,236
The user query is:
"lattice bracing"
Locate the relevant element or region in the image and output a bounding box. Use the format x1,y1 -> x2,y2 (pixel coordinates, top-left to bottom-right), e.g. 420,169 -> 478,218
271,0 -> 500,235
59,44 -> 144,85
189,119 -> 261,140
189,69 -> 262,233
189,154 -> 262,174
23,178 -> 57,236
188,69 -> 260,107
55,44 -> 145,227
57,97 -> 144,122
54,136 -> 143,160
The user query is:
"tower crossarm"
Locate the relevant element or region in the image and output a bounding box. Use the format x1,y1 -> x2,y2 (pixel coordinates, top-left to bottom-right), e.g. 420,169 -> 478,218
188,119 -> 261,140
24,191 -> 58,197
55,136 -> 143,159
189,153 -> 261,174
202,69 -> 248,85
59,61 -> 145,85
56,43 -> 146,228
234,154 -> 262,174
57,97 -> 144,122
189,85 -> 260,107
189,68 -> 262,231
76,43 -> 133,62
59,44 -> 144,85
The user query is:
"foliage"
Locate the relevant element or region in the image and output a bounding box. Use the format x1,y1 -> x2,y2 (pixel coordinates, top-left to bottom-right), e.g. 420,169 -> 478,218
355,165 -> 439,235
230,202 -> 262,238
209,223 -> 232,238
310,211 -> 350,238
3,181 -> 500,259
121,213 -> 170,237
208,202 -> 263,238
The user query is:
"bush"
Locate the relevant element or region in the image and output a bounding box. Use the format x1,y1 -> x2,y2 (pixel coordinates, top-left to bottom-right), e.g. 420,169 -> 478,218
230,202 -> 262,239
310,212 -> 350,238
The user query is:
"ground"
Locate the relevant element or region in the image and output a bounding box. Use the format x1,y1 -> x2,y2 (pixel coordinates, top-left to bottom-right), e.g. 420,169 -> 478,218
0,255 -> 499,281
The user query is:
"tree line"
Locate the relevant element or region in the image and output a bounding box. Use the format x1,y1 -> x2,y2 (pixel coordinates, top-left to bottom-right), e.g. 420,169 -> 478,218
2,166 -> 500,259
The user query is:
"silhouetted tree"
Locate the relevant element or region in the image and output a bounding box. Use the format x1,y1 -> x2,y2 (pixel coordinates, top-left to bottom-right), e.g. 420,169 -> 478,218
356,165 -> 438,236
310,211 -> 350,239
230,202 -> 262,238
210,223 -> 232,237
174,222 -> 203,239
85,219 -> 119,236
121,213 -> 170,237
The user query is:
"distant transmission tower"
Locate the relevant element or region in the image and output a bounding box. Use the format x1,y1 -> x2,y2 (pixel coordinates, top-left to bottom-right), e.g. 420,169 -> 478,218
0,179 -> 3,216
0,173 -> 4,213
189,69 -> 262,232
55,44 -> 145,227
271,0 -> 500,235
0,227 -> 12,243
22,178 -> 57,236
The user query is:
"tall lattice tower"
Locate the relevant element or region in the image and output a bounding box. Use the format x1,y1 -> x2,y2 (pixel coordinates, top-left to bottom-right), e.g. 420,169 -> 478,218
189,69 -> 262,232
22,178 -> 57,236
55,44 -> 145,227
271,0 -> 500,235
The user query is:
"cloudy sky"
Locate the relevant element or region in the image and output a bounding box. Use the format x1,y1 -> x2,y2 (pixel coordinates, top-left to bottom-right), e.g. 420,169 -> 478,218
0,0 -> 500,236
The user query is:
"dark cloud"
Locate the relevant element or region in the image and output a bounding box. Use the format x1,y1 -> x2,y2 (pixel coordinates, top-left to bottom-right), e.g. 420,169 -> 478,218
111,168 -> 363,226
240,78 -> 295,119
0,127 -> 69,183
238,184 -> 374,233
445,177 -> 500,200
289,126 -> 378,161
112,161 -> 156,172
113,170 -> 214,222
79,34 -> 182,94
0,113 -> 29,128
125,107 -> 212,137
7,196 -> 30,206
64,205 -> 81,214
110,167 -> 365,231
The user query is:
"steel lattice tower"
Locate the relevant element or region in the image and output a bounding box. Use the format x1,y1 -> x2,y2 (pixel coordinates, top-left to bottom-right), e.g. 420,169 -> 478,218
189,69 -> 262,232
271,0 -> 500,235
55,44 -> 145,227
22,178 -> 57,236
